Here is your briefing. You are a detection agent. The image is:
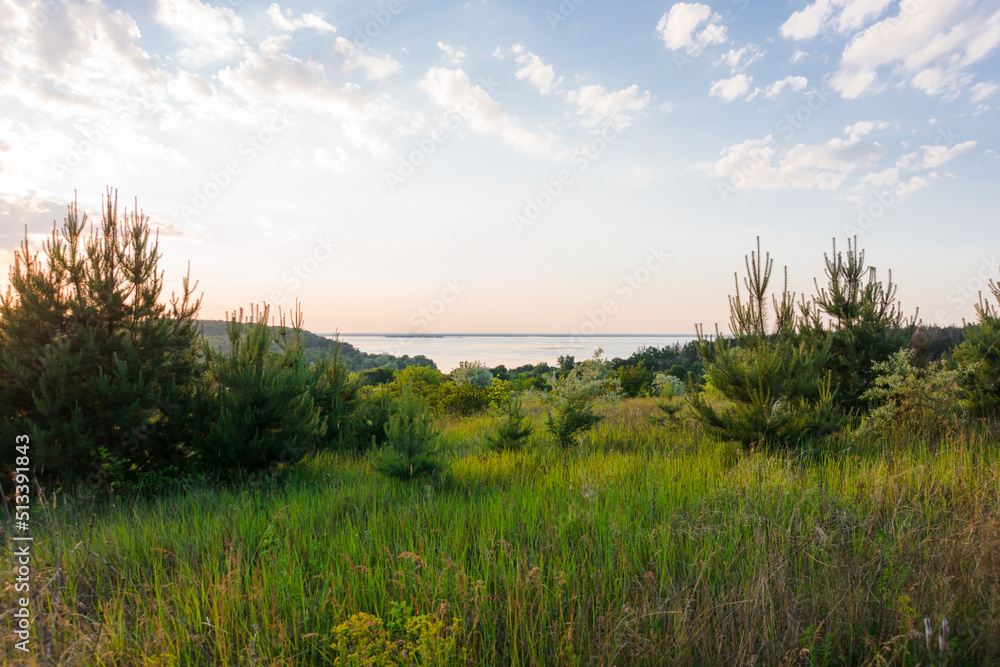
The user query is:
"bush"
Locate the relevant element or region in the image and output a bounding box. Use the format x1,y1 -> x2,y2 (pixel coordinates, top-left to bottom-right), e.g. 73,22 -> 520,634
451,360 -> 493,388
652,373 -> 685,397
0,191 -> 202,486
374,385 -> 443,480
359,366 -> 396,386
485,395 -> 534,452
389,365 -> 448,406
617,361 -> 652,397
440,379 -> 510,416
860,349 -> 970,440
194,303 -> 323,471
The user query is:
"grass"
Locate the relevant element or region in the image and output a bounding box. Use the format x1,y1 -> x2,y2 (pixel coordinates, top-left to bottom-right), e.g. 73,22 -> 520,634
2,398 -> 999,665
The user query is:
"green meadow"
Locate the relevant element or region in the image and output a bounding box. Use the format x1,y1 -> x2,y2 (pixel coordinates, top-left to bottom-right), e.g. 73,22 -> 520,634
3,398 -> 999,665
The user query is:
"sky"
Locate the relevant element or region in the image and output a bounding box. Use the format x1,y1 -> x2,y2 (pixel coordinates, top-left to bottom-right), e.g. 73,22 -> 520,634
1,0 -> 998,335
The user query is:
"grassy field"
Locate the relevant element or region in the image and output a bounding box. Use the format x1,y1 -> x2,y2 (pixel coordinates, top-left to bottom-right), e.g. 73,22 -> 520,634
3,398 -> 999,665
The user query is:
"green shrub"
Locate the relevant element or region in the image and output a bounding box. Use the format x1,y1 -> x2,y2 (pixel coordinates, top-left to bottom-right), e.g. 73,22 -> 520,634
617,361 -> 652,397
451,360 -> 493,388
860,349 -> 970,440
652,373 -> 685,397
0,191 -> 202,486
485,395 -> 534,452
374,385 -> 443,480
194,303 -> 323,471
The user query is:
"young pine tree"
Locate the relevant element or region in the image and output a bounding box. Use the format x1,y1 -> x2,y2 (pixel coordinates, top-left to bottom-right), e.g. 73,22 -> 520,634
195,302 -> 323,472
374,384 -> 443,479
0,190 -> 202,485
486,395 -> 534,452
689,238 -> 842,450
544,349 -> 618,449
800,237 -> 915,412
307,334 -> 360,447
953,270 -> 1000,419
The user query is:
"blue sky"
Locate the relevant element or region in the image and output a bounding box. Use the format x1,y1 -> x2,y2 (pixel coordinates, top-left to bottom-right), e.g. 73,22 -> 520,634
1,0 -> 998,334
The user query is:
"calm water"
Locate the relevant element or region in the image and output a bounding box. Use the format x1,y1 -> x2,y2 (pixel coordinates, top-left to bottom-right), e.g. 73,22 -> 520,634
324,334 -> 699,372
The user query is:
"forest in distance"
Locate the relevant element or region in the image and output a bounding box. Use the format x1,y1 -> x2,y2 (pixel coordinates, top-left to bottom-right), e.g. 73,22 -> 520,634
1,195 -> 999,665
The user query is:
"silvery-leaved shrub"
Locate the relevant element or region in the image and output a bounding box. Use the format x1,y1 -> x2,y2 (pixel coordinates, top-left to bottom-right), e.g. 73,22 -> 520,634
860,348 -> 972,440
452,360 -> 494,388
653,373 -> 685,397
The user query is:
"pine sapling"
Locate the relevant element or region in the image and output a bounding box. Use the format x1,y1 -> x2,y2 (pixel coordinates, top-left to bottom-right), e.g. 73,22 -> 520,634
374,384 -> 443,479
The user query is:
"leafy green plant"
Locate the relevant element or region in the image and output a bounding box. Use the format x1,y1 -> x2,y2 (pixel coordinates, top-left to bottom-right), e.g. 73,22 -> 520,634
451,360 -> 494,389
861,349 -> 971,440
374,385 -> 443,479
652,373 -> 685,398
485,394 -> 534,452
329,603 -> 463,666
617,361 -> 653,397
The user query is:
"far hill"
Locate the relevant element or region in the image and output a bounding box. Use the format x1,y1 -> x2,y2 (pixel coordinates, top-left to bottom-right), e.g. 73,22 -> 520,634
197,320 -> 438,371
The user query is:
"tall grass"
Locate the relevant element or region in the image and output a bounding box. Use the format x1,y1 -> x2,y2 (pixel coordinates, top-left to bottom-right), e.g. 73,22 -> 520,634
2,399 -> 999,665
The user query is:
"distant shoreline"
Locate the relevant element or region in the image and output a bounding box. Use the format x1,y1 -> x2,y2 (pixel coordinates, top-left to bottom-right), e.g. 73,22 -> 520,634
320,333 -> 699,338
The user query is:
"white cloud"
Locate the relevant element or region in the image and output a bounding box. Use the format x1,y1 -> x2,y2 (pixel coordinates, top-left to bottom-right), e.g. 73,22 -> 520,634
697,125 -> 889,190
921,139 -> 977,168
333,38 -> 401,81
567,83 -> 651,131
656,2 -> 728,53
836,0 -> 895,32
217,49 -> 409,158
709,74 -> 753,101
779,0 -> 894,39
156,0 -> 247,67
781,0 -> 834,40
438,42 -> 466,65
715,45 -> 764,74
831,1 -> 1000,100
418,67 -> 557,155
764,75 -> 808,99
791,49 -> 809,63
266,4 -> 336,33
844,120 -> 888,141
970,81 -> 999,101
512,45 -> 563,95
859,138 -> 976,199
